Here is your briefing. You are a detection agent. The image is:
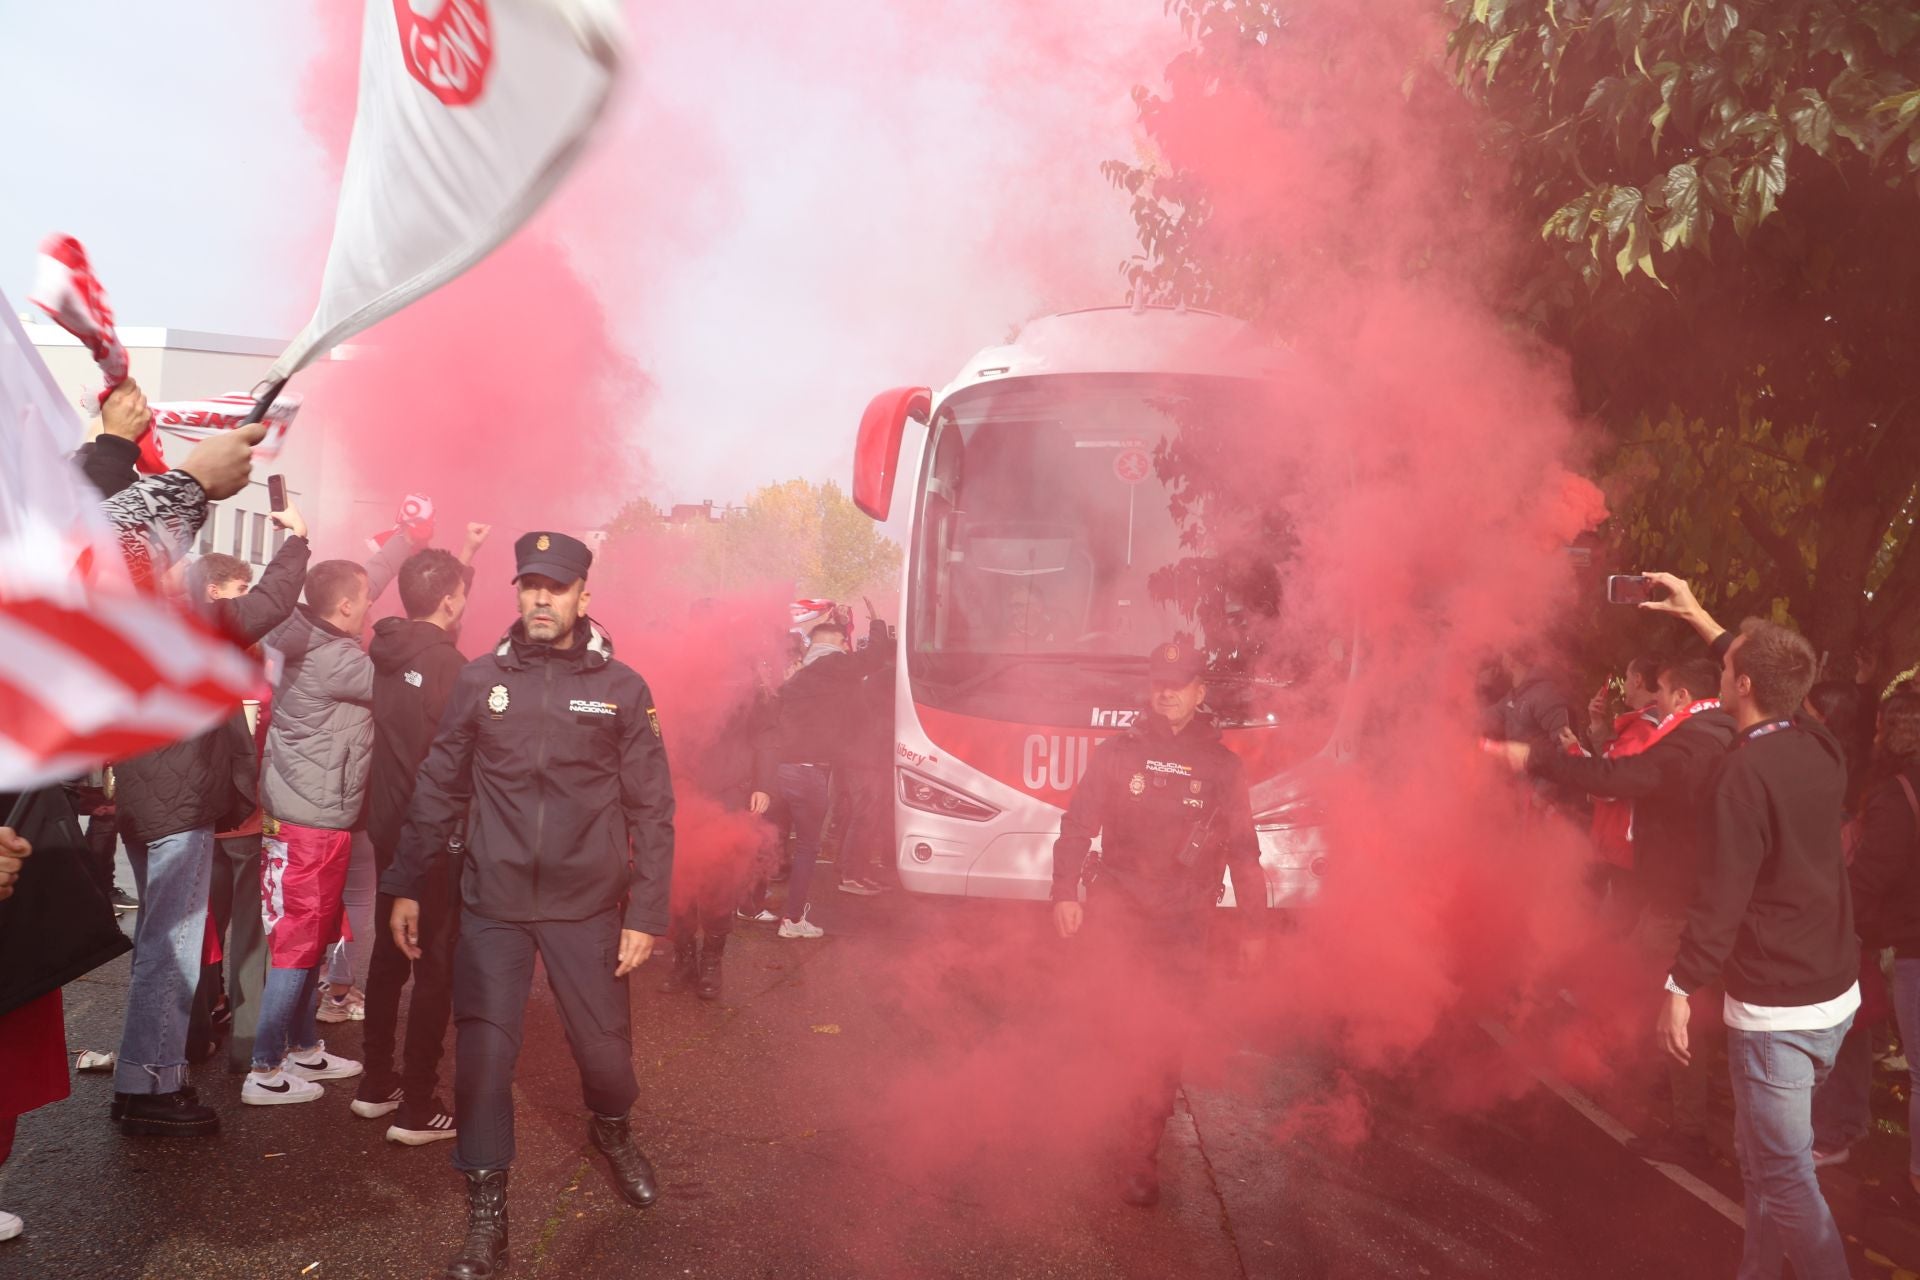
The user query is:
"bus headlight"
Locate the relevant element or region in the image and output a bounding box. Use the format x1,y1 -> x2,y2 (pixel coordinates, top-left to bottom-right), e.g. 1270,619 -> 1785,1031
1254,797 -> 1326,832
898,768 -> 1000,822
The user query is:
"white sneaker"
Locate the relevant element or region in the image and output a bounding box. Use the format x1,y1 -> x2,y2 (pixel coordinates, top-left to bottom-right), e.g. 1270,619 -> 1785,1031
242,1068 -> 325,1106
778,907 -> 824,939
315,984 -> 366,1024
0,1210 -> 21,1241
284,1041 -> 364,1082
75,1049 -> 115,1072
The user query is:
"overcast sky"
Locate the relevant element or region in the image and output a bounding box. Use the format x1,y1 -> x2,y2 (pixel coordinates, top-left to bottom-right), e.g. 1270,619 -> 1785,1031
0,1 -> 1163,505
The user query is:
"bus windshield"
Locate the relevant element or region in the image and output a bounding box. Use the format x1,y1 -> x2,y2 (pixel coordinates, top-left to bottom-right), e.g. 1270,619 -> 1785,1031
907,374 -> 1347,731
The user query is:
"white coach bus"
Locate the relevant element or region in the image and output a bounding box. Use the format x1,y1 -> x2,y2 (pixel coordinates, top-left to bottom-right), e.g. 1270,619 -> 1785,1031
852,305 -> 1356,908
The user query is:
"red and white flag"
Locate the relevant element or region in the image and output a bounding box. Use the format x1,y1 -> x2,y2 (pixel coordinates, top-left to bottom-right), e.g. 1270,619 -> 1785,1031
0,292 -> 258,790
269,0 -> 626,381
365,493 -> 436,552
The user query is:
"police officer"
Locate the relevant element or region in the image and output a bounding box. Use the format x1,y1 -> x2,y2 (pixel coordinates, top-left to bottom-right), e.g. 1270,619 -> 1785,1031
382,531 -> 674,1280
1051,640 -> 1268,1208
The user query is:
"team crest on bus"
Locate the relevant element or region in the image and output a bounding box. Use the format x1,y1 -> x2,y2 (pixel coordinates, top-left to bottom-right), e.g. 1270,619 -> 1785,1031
487,684 -> 509,716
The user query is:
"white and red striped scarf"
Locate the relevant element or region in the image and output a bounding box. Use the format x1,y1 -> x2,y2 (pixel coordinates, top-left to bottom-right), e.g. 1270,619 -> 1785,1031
29,235 -> 298,472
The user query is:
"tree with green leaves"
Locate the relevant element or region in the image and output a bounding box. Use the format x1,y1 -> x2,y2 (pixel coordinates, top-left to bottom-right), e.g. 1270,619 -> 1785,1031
1112,0 -> 1920,681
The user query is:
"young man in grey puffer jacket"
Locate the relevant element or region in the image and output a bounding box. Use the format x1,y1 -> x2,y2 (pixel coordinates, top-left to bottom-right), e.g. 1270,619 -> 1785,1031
244,532 -> 420,1106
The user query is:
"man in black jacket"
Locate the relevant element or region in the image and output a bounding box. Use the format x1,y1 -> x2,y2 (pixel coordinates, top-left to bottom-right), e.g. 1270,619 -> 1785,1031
353,537 -> 484,1144
1653,608 -> 1857,1280
1051,642 -> 1268,1208
757,621 -> 864,937
105,497 -> 310,1137
1488,655 -> 1736,1164
383,531 -> 674,1280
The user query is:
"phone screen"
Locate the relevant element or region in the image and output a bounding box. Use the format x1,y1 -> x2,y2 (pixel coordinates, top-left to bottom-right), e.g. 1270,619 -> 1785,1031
1608,575 -> 1656,605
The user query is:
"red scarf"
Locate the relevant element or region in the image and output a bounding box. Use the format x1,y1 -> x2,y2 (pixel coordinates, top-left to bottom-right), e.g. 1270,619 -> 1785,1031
1640,698 -> 1722,751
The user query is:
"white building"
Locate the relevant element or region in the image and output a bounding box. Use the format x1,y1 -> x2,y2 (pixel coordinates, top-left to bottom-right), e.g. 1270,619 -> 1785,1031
24,318 -> 350,581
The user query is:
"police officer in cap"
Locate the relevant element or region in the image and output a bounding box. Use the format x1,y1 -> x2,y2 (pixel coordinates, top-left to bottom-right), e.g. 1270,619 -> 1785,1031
383,530 -> 674,1280
1051,640 -> 1268,1208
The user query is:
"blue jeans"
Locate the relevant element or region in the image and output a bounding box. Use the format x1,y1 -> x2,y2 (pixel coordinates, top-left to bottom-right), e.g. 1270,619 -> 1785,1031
776,764 -> 832,922
1894,960 -> 1920,1177
252,965 -> 321,1070
1811,1011 -> 1874,1153
1727,1018 -> 1854,1280
115,826 -> 215,1095
324,829 -> 377,991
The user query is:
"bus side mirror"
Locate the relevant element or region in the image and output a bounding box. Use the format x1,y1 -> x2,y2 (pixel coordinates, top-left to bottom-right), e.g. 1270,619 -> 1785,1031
853,386 -> 930,520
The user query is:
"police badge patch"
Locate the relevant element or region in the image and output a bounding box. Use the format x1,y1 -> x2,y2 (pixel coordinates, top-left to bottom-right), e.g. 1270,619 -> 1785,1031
647,707 -> 662,738
488,684 -> 510,717
1128,772 -> 1146,796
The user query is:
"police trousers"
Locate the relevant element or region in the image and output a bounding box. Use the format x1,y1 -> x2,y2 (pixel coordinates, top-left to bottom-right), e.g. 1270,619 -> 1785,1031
451,907 -> 638,1172
1080,885 -> 1208,1167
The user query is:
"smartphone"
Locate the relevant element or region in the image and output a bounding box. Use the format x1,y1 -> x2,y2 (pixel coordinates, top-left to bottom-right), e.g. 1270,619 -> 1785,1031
267,474 -> 287,512
1607,574 -> 1661,605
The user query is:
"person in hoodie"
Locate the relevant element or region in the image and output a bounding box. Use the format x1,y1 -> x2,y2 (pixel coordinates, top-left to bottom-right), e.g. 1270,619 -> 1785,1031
1487,654 -> 1737,1166
382,531 -> 674,1280
1643,574 -> 1858,1280
1050,641 -> 1269,1209
352,531 -> 488,1143
756,621 -> 866,938
245,530 -> 423,1107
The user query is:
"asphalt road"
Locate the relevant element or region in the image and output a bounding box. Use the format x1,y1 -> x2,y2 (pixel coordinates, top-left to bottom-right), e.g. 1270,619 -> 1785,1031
0,887 -> 1801,1280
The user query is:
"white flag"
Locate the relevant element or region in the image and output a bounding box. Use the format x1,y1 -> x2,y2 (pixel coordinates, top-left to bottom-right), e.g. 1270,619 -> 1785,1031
0,292 -> 259,790
269,0 -> 626,382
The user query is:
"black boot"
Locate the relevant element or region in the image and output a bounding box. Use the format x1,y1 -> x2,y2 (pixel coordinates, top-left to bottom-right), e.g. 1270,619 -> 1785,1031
657,938 -> 697,994
445,1168 -> 509,1279
696,935 -> 725,1002
117,1088 -> 219,1137
588,1112 -> 660,1208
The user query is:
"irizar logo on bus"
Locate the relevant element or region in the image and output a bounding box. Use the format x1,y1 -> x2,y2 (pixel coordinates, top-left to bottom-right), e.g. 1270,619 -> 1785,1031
1091,708 -> 1138,729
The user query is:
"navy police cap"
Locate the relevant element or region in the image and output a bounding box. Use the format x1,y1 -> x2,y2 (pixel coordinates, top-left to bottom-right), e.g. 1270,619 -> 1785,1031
512,531 -> 593,585
1147,641 -> 1206,684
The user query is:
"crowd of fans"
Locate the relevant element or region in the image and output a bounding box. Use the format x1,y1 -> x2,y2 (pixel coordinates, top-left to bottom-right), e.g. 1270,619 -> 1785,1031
0,384 -> 903,1244
1485,572 -> 1920,1280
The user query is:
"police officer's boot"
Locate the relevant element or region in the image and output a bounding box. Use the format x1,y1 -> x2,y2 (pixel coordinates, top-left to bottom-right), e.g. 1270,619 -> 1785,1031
696,935 -> 725,1002
588,1112 -> 660,1208
656,938 -> 697,995
445,1168 -> 508,1278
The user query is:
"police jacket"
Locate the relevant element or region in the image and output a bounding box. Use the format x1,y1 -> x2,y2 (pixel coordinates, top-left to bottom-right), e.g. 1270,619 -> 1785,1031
1051,711 -> 1266,919
381,617 -> 675,935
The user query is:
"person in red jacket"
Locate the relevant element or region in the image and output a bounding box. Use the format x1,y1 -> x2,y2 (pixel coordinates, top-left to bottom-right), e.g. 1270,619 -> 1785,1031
1585,655 -> 1663,910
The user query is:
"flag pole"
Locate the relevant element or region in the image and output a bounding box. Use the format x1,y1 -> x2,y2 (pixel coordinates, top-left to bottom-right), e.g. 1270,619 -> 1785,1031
239,378 -> 288,426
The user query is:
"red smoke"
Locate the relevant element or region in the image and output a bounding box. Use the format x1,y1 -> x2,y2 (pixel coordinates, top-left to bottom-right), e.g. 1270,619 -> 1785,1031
276,0 -> 1645,1253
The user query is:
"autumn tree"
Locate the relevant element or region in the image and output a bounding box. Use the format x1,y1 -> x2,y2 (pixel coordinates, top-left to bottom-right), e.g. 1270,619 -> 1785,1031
633,480 -> 901,604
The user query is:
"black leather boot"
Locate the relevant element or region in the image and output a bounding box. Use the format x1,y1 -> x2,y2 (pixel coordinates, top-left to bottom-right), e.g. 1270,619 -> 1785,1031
444,1168 -> 509,1278
116,1088 -> 219,1137
696,935 -> 725,1001
588,1112 -> 660,1208
657,938 -> 698,994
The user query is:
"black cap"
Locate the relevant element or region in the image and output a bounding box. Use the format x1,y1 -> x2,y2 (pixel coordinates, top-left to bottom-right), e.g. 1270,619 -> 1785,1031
1147,641 -> 1206,684
512,531 -> 592,585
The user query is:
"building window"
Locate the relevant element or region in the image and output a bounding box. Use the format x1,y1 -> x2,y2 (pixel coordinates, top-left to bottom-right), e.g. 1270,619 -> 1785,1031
231,511 -> 244,557
250,514 -> 268,566
198,513 -> 216,555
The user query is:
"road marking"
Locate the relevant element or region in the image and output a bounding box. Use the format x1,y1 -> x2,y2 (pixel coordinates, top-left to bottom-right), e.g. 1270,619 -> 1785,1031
1478,1018 -> 1745,1228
